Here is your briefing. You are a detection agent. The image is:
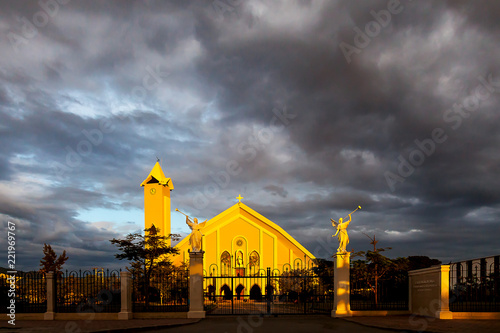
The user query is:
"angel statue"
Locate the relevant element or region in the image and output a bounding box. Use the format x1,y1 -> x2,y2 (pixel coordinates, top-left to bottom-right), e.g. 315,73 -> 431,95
331,206 -> 361,253
185,216 -> 207,252
331,215 -> 351,253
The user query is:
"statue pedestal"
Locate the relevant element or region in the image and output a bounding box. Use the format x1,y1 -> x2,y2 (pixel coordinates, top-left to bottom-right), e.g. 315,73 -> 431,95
188,251 -> 206,319
332,252 -> 352,317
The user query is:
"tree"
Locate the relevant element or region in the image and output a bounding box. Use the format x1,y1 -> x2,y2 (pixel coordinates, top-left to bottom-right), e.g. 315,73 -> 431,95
39,243 -> 68,275
352,237 -> 442,307
407,256 -> 441,271
154,262 -> 189,305
352,234 -> 394,306
312,258 -> 335,294
109,226 -> 180,308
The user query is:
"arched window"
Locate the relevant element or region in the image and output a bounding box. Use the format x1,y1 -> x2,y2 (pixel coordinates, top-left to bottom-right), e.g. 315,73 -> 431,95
249,251 -> 260,273
221,251 -> 231,276
294,258 -> 303,270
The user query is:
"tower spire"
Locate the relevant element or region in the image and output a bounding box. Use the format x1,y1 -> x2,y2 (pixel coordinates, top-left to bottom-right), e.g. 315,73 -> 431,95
142,161 -> 173,246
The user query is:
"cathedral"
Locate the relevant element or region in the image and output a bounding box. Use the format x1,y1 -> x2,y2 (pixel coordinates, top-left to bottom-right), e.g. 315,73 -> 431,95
141,162 -> 315,298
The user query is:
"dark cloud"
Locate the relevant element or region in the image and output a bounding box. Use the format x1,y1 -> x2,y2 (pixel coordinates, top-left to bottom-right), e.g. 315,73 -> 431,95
0,0 -> 499,270
263,185 -> 288,198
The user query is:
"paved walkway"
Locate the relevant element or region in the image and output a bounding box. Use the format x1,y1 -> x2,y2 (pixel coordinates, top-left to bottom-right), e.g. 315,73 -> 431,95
139,316 -> 394,333
1,315 -> 500,332
344,315 -> 500,333
0,318 -> 200,333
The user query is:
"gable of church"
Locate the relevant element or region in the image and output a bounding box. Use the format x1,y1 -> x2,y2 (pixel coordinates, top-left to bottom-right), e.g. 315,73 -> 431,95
173,203 -> 315,271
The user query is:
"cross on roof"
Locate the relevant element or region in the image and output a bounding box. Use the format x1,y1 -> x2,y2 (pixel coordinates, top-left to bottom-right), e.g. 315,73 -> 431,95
236,194 -> 244,203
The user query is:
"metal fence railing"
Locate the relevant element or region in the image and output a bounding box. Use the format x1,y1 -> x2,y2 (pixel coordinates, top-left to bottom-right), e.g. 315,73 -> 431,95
0,271 -> 46,313
56,269 -> 121,313
132,269 -> 189,312
203,266 -> 334,315
450,256 -> 500,312
350,270 -> 408,311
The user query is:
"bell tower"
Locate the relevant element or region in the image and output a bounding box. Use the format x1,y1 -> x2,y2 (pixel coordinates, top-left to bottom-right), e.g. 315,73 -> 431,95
140,161 -> 174,246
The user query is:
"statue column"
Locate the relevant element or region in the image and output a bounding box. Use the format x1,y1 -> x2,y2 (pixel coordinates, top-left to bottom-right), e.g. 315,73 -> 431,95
188,251 -> 206,318
332,252 -> 352,317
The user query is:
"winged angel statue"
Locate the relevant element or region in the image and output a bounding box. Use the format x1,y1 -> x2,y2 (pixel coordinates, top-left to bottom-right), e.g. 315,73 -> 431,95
331,206 -> 361,254
331,215 -> 351,254
186,216 -> 207,252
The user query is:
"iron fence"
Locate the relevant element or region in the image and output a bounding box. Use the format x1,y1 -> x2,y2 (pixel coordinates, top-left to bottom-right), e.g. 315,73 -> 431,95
350,270 -> 408,310
204,266 -> 334,315
56,269 -> 121,313
132,269 -> 189,312
0,271 -> 46,313
450,256 -> 500,312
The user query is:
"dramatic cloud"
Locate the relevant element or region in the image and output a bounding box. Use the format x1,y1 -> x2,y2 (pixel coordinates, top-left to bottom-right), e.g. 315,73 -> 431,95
0,0 -> 499,271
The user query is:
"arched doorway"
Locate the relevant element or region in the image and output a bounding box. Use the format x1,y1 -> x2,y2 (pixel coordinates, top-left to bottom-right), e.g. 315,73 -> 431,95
235,284 -> 244,300
221,284 -> 232,300
250,284 -> 262,301
207,285 -> 216,302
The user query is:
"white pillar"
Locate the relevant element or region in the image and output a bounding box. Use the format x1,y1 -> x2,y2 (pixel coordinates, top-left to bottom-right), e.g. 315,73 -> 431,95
44,272 -> 56,320
332,252 -> 352,317
118,271 -> 133,320
188,251 -> 206,318
408,265 -> 453,319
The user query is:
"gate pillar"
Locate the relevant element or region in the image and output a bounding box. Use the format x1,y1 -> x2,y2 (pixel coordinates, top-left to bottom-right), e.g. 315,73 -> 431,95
188,251 -> 206,318
408,265 -> 452,319
332,252 -> 352,317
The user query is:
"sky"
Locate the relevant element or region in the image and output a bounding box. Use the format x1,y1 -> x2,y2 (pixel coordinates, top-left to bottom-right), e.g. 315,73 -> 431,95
0,0 -> 499,272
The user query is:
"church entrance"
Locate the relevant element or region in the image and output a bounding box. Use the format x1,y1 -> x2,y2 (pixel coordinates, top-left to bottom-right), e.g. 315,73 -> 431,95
204,267 -> 334,315
250,284 -> 262,301
235,284 -> 245,300
221,284 -> 233,300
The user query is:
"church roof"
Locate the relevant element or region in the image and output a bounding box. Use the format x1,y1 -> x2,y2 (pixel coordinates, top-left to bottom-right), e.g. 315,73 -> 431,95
140,162 -> 174,189
175,202 -> 315,259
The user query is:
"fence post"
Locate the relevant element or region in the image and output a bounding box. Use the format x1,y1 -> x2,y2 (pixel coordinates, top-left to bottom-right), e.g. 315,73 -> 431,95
332,252 -> 352,317
44,272 -> 56,320
188,251 -> 206,318
118,271 -> 133,320
266,267 -> 271,314
495,256 -> 500,304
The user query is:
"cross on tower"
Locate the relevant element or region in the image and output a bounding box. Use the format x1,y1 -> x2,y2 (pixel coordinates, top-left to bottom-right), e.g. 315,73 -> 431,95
236,194 -> 244,203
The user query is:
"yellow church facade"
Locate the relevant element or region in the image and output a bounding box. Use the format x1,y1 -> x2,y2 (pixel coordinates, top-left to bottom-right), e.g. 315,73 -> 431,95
172,201 -> 316,276
142,162 -> 316,298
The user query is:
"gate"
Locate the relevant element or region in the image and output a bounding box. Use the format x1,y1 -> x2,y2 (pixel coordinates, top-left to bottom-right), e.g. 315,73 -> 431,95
204,266 -> 334,315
